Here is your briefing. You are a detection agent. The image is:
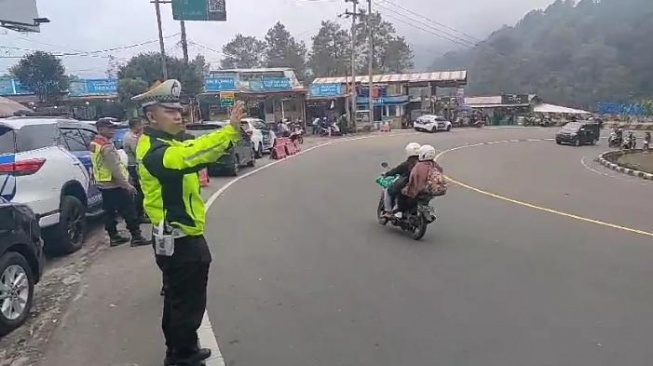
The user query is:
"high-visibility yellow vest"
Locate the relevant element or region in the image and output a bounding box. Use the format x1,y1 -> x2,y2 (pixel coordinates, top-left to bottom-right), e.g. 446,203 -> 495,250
89,137 -> 128,183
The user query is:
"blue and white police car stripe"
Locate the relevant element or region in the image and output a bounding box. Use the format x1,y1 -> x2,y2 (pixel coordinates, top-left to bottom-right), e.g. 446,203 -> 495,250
0,154 -> 17,201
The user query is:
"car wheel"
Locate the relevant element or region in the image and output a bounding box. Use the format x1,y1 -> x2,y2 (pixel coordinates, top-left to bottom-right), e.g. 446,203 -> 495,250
255,143 -> 264,158
446,125 -> 452,132
229,155 -> 240,176
44,195 -> 86,256
556,140 -> 562,145
0,252 -> 35,336
574,138 -> 580,147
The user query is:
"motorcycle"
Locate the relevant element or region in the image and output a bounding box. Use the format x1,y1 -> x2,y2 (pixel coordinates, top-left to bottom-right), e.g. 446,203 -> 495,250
622,134 -> 636,150
608,132 -> 623,148
375,162 -> 437,240
289,125 -> 304,144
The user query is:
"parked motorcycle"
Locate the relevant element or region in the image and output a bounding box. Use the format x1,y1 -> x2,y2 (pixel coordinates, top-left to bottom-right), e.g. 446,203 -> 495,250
289,125 -> 304,144
375,163 -> 437,240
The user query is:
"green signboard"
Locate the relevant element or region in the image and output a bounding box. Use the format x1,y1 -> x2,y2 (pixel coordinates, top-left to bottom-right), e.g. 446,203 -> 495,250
172,0 -> 226,21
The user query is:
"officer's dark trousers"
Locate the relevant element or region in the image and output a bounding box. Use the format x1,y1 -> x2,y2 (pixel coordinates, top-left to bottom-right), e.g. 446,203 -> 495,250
100,187 -> 141,236
156,235 -> 212,356
127,165 -> 145,219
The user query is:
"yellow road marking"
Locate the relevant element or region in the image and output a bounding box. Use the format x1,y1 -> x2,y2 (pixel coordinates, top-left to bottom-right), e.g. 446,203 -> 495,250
436,147 -> 653,238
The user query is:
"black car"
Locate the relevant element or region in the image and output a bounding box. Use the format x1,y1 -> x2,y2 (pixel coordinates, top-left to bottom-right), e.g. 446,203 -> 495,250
185,122 -> 256,176
0,197 -> 45,336
556,121 -> 600,146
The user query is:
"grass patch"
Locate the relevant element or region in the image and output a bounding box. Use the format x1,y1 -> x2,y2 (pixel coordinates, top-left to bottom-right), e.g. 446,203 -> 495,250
617,151 -> 653,174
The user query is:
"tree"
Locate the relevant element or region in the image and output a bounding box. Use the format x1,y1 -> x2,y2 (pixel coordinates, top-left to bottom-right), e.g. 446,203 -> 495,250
220,34 -> 267,69
264,22 -> 307,80
10,51 -> 68,103
117,78 -> 149,105
117,53 -> 205,96
354,12 -> 413,74
383,37 -> 414,73
429,0 -> 653,108
308,20 -> 351,78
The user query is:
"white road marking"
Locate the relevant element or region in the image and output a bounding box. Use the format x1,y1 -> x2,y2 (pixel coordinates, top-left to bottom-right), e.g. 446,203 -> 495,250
197,130 -> 600,364
200,132 -> 418,365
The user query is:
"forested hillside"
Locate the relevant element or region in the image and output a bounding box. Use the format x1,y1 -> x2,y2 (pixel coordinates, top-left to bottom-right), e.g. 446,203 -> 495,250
431,0 -> 653,108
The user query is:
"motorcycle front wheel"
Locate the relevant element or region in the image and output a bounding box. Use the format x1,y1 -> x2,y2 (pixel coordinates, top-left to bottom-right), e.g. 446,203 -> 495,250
377,196 -> 388,226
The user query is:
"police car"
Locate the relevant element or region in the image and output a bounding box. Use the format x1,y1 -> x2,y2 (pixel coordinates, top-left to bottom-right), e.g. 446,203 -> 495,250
0,117 -> 103,255
413,115 -> 453,133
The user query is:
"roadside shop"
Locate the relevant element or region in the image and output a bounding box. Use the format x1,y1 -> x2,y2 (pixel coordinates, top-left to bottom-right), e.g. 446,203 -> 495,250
201,68 -> 307,124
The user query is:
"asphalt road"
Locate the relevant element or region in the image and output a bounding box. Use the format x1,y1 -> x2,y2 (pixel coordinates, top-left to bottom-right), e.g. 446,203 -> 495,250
205,128 -> 653,366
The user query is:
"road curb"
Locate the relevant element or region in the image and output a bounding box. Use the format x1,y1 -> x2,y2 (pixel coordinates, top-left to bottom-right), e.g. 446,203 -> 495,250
597,149 -> 653,180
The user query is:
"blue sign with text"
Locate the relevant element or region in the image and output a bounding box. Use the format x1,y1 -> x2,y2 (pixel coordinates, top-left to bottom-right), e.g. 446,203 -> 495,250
204,77 -> 236,92
69,79 -> 118,97
249,77 -> 291,92
309,83 -> 343,97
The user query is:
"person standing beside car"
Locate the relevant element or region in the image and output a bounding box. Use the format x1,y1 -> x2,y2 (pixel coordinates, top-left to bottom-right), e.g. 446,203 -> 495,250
132,79 -> 243,366
90,119 -> 151,247
123,119 -> 150,224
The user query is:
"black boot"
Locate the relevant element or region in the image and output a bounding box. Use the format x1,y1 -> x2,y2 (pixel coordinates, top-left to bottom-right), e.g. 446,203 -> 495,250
164,348 -> 211,365
109,232 -> 130,247
130,233 -> 152,247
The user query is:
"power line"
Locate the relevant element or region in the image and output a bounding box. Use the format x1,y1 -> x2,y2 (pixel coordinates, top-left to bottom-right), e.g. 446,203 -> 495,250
0,34 -> 181,59
373,2 -> 476,49
377,0 -> 481,44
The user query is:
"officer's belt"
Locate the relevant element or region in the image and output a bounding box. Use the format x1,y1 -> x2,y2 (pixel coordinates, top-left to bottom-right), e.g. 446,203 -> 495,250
152,223 -> 188,239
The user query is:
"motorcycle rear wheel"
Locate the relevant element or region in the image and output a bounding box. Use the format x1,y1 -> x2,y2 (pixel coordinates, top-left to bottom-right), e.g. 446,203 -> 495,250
410,214 -> 428,240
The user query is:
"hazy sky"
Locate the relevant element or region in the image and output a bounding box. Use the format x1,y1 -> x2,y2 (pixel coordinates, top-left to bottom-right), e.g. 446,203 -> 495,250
0,0 -> 556,77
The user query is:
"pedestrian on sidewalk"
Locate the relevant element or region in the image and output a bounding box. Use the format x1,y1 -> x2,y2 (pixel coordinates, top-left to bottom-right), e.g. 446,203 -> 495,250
123,118 -> 150,224
90,119 -> 151,247
132,79 -> 243,366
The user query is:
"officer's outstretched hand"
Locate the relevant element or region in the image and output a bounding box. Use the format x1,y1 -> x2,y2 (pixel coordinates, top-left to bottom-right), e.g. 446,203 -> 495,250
230,101 -> 245,130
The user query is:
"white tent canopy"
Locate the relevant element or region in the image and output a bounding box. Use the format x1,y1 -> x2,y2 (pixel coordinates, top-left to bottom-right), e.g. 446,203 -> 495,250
533,103 -> 591,115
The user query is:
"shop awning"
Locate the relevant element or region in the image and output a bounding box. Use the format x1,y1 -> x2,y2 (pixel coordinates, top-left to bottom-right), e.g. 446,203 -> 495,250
533,103 -> 591,115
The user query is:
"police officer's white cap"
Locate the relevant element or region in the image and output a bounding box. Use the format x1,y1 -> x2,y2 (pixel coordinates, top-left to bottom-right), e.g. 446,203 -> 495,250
131,79 -> 183,110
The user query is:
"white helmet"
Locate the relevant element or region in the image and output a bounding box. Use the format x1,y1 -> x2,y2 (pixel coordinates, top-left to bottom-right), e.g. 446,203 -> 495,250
405,142 -> 421,157
418,144 -> 436,161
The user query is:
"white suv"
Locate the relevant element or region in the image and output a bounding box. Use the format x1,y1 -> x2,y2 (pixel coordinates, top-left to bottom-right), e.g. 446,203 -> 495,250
0,117 -> 103,255
240,118 -> 277,157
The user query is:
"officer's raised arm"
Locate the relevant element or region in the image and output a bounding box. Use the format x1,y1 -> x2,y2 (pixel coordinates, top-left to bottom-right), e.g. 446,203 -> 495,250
140,101 -> 244,175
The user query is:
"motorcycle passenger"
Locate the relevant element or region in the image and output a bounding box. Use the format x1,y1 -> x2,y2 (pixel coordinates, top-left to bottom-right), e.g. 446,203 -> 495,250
381,142 -> 421,217
396,145 -> 443,218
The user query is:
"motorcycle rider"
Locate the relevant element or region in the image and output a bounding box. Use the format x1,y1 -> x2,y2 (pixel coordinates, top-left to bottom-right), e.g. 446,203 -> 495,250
644,132 -> 651,150
381,142 -> 421,217
396,145 -> 443,218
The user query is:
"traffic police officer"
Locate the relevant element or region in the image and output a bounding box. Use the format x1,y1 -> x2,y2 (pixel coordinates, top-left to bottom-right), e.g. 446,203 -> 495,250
90,119 -> 151,247
132,79 -> 243,365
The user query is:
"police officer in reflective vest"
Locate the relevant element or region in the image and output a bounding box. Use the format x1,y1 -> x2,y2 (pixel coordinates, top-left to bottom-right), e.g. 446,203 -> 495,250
90,119 -> 151,247
132,79 -> 243,365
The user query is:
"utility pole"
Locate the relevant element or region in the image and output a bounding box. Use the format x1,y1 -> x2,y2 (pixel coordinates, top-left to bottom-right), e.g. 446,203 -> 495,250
367,0 -> 374,124
344,0 -> 362,131
153,0 -> 168,79
180,20 -> 189,65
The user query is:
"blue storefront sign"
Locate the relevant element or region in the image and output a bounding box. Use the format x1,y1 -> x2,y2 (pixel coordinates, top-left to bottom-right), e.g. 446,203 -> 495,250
249,77 -> 291,92
357,95 -> 410,106
69,79 -> 118,97
309,83 -> 343,97
204,77 -> 236,92
0,79 -> 32,96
